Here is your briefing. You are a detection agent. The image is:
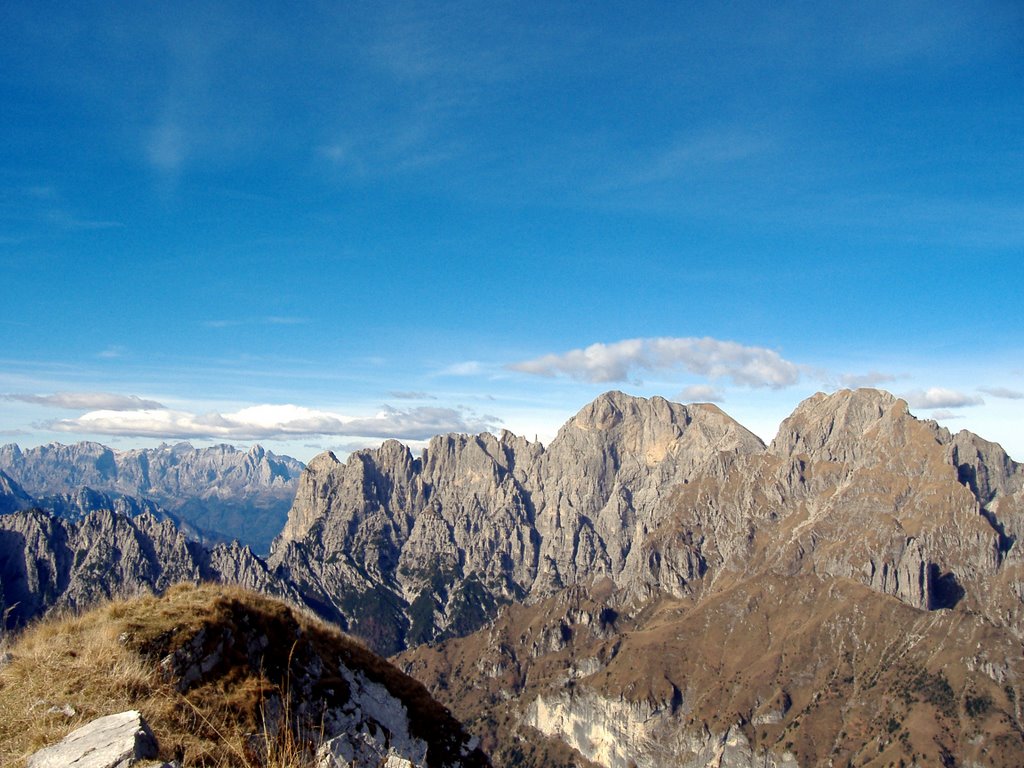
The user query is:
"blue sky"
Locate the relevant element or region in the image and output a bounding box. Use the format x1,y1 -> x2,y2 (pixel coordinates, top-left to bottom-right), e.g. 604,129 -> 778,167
2,1 -> 1022,462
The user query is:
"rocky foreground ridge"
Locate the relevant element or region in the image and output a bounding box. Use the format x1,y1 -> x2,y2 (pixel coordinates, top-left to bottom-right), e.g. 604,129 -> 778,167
0,583 -> 489,768
2,388 -> 1024,767
0,441 -> 304,552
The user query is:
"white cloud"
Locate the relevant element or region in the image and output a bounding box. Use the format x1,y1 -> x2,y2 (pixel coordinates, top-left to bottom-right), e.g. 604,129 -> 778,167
50,403 -> 496,441
677,384 -> 725,402
342,406 -> 497,439
902,387 -> 984,409
203,319 -> 242,329
980,386 -> 1024,400
2,392 -> 165,411
930,409 -> 963,420
508,337 -> 800,388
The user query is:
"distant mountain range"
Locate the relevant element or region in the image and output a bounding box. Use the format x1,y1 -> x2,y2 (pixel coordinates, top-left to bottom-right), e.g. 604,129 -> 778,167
0,440 -> 304,552
2,389 -> 1023,767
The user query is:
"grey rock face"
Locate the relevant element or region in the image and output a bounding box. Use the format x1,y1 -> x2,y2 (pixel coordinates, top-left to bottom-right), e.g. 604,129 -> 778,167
26,710 -> 164,768
270,393 -> 766,652
6,388 -> 1024,768
0,509 -> 297,632
0,441 -> 304,553
31,486 -> 217,545
0,469 -> 34,514
271,389 -> 1024,655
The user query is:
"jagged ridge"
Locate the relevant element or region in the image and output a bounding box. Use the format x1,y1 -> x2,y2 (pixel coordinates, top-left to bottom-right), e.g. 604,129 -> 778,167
271,389 -> 1024,655
0,441 -> 305,553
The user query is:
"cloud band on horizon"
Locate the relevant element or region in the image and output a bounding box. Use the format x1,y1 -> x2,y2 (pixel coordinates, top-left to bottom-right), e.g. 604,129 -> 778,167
50,403 -> 497,441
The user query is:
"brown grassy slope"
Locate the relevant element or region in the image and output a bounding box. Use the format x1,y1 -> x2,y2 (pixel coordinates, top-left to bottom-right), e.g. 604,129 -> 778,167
399,575 -> 1024,768
0,582 -> 488,768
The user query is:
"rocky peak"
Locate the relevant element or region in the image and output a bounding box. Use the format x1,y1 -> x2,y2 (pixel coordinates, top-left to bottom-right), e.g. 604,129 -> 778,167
271,391 -> 771,650
565,391 -> 693,439
948,429 -> 1024,505
555,391 -> 764,468
769,388 -> 901,460
766,388 -> 960,477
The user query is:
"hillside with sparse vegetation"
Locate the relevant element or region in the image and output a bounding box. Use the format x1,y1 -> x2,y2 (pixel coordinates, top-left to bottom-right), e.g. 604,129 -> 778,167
0,583 -> 488,768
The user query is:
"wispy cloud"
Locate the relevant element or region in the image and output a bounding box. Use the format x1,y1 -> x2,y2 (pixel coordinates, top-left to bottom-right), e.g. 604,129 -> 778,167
388,391 -> 437,400
203,316 -> 310,329
319,119 -> 456,177
45,210 -> 123,230
980,386 -> 1024,400
902,388 -> 984,409
97,346 -> 126,359
146,120 -> 187,174
839,371 -> 900,389
677,384 -> 725,403
615,129 -> 773,189
930,409 -> 964,420
343,406 -> 497,439
2,392 -> 165,411
509,337 -> 800,389
51,403 -> 496,441
440,361 -> 484,377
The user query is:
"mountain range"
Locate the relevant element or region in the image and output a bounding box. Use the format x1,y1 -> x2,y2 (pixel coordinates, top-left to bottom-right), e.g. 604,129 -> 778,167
0,441 -> 304,552
2,388 -> 1023,767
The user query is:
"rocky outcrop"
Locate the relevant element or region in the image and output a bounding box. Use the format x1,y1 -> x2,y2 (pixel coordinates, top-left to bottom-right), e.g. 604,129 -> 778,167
27,710 -> 167,768
0,441 -> 304,553
30,486 -> 216,544
1,584 -> 489,768
138,589 -> 489,768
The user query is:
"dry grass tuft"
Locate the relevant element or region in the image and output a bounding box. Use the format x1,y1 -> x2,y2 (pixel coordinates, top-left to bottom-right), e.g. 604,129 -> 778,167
0,583 -> 337,768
